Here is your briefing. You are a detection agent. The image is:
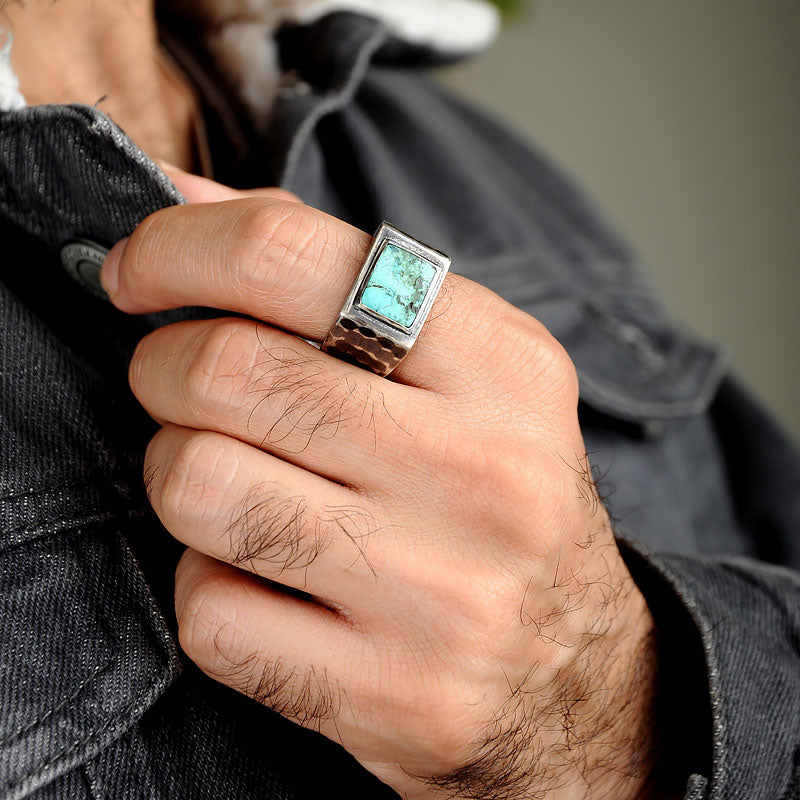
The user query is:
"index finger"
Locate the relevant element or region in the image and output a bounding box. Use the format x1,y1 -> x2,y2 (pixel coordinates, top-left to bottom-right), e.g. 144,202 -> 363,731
102,198 -> 371,333
100,197 -> 531,389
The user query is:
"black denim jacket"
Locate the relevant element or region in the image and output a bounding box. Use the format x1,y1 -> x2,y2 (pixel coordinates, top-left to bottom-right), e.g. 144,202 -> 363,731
1,12 -> 799,800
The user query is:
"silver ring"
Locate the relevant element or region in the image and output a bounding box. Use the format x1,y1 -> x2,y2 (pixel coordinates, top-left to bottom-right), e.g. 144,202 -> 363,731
321,222 -> 451,377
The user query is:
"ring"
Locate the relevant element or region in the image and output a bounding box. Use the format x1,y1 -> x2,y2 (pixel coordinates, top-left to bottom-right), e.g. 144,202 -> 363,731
321,222 -> 451,376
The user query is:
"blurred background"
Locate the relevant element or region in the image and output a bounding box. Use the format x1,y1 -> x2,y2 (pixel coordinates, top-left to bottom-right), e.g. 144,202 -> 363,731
441,0 -> 800,442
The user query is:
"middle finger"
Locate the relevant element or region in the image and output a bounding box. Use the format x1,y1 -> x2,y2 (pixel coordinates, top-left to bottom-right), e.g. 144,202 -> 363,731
130,316 -> 425,488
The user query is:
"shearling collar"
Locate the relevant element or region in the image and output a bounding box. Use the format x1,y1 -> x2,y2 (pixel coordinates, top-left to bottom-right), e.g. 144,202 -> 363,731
166,0 -> 500,56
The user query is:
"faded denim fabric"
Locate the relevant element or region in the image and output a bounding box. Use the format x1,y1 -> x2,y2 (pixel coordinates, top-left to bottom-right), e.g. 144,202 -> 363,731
1,12 -> 799,799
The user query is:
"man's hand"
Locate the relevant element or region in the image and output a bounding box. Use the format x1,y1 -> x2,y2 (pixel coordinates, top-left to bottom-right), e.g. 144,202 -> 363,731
101,169 -> 661,799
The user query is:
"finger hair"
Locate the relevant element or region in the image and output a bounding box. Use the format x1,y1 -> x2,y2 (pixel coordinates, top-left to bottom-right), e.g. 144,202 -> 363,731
209,644 -> 343,733
225,483 -> 379,582
246,337 -> 408,457
225,484 -> 326,578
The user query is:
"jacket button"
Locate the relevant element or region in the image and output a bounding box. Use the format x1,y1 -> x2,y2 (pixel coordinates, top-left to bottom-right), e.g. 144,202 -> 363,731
60,239 -> 109,299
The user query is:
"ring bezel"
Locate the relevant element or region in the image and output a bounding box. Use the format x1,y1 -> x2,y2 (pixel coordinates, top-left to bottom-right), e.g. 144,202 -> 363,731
339,222 -> 451,348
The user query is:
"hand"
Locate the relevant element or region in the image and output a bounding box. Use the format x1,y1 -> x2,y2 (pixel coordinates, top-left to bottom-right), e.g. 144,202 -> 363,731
102,168 -> 660,799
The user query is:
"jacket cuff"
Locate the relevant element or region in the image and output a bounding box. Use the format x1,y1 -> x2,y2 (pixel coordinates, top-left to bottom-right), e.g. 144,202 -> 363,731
618,537 -> 800,800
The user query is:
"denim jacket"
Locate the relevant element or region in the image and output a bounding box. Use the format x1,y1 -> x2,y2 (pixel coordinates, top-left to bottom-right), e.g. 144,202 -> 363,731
1,9 -> 799,799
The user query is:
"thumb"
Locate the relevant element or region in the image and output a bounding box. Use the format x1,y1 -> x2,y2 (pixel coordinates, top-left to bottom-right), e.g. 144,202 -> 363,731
157,160 -> 303,205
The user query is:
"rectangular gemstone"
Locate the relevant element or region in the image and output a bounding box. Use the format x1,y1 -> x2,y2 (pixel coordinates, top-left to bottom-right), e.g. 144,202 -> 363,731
359,242 -> 437,328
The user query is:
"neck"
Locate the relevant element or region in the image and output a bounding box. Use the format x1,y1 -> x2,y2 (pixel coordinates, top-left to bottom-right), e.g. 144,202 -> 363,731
3,0 -> 201,171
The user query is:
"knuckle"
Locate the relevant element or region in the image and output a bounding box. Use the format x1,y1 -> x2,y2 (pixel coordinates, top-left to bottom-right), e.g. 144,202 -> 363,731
183,320 -> 258,415
439,432 -> 573,543
461,288 -> 579,407
485,311 -> 579,412
407,409 -> 482,494
230,202 -> 328,298
459,294 -> 535,376
127,329 -> 158,399
121,209 -> 168,291
156,430 -> 228,525
525,332 -> 579,399
176,572 -> 239,670
459,438 -> 530,509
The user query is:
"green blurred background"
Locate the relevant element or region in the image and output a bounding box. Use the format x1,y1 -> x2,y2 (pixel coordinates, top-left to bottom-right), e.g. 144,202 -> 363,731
486,0 -> 522,14
444,0 -> 800,441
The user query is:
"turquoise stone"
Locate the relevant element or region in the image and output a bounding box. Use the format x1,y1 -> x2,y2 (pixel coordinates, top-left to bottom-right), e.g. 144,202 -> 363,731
359,243 -> 437,328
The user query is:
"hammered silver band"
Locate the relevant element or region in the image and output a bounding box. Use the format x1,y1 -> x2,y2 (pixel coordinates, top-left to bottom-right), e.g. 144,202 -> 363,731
321,222 -> 451,377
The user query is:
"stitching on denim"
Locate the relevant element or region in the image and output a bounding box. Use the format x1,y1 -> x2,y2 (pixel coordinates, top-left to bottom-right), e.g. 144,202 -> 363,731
0,480 -> 118,505
577,347 -> 730,420
3,511 -> 118,538
0,657 -> 113,747
0,526 -> 181,794
1,675 -> 169,793
0,509 -> 151,555
660,556 -> 729,798
684,776 -> 709,800
0,107 -> 183,245
280,23 -> 388,187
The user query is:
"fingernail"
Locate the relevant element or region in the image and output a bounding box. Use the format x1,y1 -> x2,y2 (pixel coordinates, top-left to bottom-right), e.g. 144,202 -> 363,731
100,237 -> 127,299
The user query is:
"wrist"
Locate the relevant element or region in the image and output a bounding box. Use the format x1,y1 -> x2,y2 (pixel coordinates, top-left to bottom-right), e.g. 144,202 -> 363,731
409,557 -> 664,800
543,581 -> 662,800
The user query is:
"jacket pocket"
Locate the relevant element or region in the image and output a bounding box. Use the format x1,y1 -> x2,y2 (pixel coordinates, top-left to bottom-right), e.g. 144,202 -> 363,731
528,286 -> 730,426
0,511 -> 180,800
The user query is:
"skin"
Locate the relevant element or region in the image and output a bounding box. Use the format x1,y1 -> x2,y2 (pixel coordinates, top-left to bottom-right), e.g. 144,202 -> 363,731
3,0 -> 200,170
5,2 -> 677,797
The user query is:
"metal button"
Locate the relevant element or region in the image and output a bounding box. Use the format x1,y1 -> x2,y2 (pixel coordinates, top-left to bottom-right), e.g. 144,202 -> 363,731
277,69 -> 313,100
60,239 -> 109,300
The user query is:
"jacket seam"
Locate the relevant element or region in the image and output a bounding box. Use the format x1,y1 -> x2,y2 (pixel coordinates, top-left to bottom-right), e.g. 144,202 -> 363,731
0,509 -> 152,554
0,658 -> 114,747
1,677 -> 169,795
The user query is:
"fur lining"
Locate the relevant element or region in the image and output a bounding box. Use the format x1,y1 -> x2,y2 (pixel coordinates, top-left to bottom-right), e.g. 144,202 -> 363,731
0,32 -> 26,111
295,0 -> 499,54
